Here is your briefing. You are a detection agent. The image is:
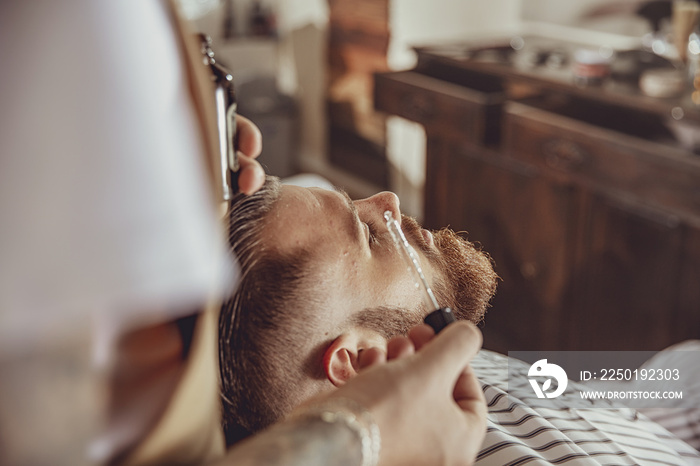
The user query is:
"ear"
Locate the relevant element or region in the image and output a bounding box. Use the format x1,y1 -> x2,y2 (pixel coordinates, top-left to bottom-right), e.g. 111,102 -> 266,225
322,329 -> 385,387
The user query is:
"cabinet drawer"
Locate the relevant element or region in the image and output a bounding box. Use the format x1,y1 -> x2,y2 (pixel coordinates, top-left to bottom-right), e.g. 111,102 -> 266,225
504,100 -> 700,222
374,71 -> 505,146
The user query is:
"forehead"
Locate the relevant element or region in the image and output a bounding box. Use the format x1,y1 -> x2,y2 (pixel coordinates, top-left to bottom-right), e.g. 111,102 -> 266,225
264,184 -> 352,254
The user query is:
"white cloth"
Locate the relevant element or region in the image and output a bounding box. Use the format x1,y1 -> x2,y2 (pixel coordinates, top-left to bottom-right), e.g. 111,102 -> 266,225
0,0 -> 235,355
473,350 -> 700,465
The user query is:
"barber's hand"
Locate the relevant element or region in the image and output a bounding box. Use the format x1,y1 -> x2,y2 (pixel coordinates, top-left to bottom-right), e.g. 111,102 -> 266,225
235,114 -> 265,195
329,321 -> 487,466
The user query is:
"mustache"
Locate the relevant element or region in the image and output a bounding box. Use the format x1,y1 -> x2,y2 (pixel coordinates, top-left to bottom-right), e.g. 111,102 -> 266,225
400,215 -> 433,256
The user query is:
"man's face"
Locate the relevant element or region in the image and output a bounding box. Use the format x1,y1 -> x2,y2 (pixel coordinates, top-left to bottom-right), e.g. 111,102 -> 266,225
264,185 -> 496,335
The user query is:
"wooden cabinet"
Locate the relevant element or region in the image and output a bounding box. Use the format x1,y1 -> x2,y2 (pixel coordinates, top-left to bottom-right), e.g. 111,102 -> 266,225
425,140 -> 578,351
504,99 -> 700,220
567,193 -> 685,350
375,42 -> 700,352
374,71 -> 505,145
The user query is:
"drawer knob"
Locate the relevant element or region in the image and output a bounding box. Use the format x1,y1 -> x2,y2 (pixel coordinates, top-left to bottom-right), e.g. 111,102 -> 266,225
542,139 -> 588,170
520,261 -> 539,279
400,93 -> 435,123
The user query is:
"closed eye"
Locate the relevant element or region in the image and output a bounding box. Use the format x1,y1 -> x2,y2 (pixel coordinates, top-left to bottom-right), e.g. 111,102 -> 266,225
365,220 -> 378,246
334,186 -> 373,247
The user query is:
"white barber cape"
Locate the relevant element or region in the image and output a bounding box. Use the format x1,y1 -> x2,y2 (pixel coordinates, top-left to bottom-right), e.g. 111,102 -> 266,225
0,0 -> 235,353
0,2 -> 231,464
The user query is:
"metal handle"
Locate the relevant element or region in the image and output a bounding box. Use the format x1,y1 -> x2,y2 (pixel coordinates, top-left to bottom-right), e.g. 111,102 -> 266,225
200,34 -> 239,201
542,138 -> 588,171
400,93 -> 435,123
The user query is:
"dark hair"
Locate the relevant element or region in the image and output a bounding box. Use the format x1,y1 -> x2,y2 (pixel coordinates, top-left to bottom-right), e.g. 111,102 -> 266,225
218,176 -> 319,445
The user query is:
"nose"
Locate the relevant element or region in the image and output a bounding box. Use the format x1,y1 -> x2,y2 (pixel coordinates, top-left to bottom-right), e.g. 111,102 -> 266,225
355,191 -> 401,225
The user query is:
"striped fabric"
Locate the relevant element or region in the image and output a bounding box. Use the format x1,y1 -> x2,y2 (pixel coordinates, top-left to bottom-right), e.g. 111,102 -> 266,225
641,408 -> 700,453
472,351 -> 700,465
636,341 -> 700,451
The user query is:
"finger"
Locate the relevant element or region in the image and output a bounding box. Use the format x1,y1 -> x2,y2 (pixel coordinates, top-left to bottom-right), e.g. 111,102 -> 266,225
236,114 -> 262,158
407,324 -> 435,352
453,364 -> 487,416
237,152 -> 266,195
414,321 -> 483,386
386,336 -> 415,361
454,367 -> 488,459
357,347 -> 386,370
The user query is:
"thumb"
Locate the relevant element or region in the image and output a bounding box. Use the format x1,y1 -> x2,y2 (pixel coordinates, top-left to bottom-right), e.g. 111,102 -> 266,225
413,321 -> 483,389
236,152 -> 265,195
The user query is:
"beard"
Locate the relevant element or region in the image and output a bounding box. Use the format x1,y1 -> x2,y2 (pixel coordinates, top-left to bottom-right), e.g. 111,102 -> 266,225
400,215 -> 498,325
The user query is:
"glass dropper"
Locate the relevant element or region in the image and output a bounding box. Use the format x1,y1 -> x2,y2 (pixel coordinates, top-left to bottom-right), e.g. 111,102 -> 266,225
384,210 -> 439,311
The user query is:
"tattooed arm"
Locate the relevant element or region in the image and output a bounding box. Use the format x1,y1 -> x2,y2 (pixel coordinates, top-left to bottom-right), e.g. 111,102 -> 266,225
215,416 -> 364,466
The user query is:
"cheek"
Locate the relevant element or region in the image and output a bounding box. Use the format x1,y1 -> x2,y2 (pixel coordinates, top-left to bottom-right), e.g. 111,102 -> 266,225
373,246 -> 443,309
328,248 -> 430,309
320,255 -> 376,305
364,261 -> 423,308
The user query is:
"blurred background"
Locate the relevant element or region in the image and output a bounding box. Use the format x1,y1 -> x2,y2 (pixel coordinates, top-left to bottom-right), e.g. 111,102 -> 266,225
1,2 -> 699,464
191,0 -> 700,354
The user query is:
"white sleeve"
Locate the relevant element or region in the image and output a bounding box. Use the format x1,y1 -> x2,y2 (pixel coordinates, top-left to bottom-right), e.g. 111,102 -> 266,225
0,0 -> 236,354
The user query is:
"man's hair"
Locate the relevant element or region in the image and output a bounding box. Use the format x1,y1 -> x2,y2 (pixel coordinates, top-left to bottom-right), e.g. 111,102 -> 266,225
218,177 -> 497,445
219,176 -> 321,445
